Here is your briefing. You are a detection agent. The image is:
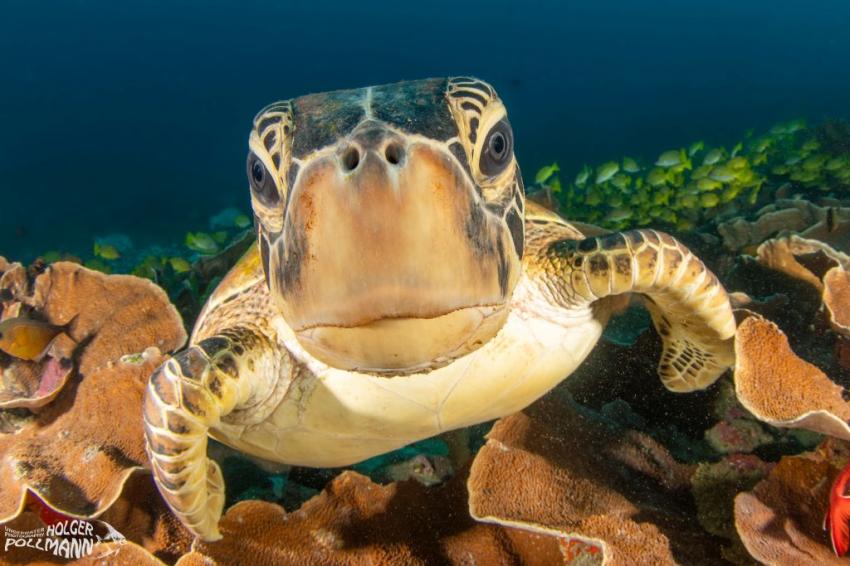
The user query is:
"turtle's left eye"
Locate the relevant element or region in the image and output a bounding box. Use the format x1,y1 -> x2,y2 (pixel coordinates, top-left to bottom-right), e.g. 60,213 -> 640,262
247,153 -> 280,206
479,119 -> 513,177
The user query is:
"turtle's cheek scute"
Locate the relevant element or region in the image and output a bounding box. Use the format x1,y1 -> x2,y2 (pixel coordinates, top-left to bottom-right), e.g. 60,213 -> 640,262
270,141 -> 520,374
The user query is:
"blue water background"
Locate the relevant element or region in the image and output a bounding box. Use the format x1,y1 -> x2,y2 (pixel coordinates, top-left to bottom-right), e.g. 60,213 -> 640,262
1,0 -> 849,259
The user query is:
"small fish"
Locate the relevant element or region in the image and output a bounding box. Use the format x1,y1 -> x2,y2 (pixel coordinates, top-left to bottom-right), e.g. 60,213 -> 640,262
622,157 -> 640,173
535,163 -> 560,185
604,207 -> 632,223
826,459 -> 850,556
702,148 -> 724,166
699,193 -> 720,208
786,118 -> 806,133
168,257 -> 192,273
827,157 -> 848,172
610,173 -> 631,191
185,232 -> 220,255
646,167 -> 669,187
727,156 -> 749,171
595,161 -> 619,184
802,139 -> 821,153
93,242 -> 121,261
655,149 -> 683,168
234,214 -> 252,229
574,165 -> 591,186
752,137 -> 772,153
730,141 -> 743,157
688,141 -> 704,157
0,315 -> 76,361
697,178 -> 723,192
709,166 -> 737,183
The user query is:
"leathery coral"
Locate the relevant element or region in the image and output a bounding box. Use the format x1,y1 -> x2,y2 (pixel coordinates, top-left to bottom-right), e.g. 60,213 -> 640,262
0,261 -> 186,524
733,314 -> 850,440
467,386 -> 715,566
178,468 -> 565,565
734,438 -> 850,565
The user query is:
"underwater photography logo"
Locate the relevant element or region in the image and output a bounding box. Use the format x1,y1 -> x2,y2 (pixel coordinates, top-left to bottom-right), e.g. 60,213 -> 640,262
3,518 -> 127,560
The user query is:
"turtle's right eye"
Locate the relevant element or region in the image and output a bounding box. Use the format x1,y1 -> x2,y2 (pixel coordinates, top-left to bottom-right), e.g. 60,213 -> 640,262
247,154 -> 280,206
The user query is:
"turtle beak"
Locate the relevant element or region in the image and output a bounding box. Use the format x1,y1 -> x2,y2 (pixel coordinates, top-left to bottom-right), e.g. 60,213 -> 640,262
266,124 -> 518,374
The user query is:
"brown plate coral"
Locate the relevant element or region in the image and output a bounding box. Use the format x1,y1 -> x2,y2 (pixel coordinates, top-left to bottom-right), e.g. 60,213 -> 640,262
0,262 -> 186,524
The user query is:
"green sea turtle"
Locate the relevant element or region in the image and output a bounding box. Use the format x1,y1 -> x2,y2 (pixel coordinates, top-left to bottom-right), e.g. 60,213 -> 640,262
143,77 -> 736,540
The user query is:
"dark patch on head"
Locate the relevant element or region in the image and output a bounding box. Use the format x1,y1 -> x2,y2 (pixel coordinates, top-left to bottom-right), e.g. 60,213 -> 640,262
259,234 -> 272,289
469,116 -> 479,144
505,208 -> 524,258
291,89 -> 366,159
263,131 -> 276,152
280,225 -> 306,293
588,254 -> 609,276
371,78 -> 457,140
231,343 -> 245,356
449,141 -> 473,182
531,219 -> 549,225
286,163 -> 299,192
450,89 -> 488,106
452,79 -> 494,97
461,101 -> 481,114
272,153 -> 281,169
465,204 -> 492,257
577,238 -> 598,253
496,237 -> 508,296
257,116 -> 279,133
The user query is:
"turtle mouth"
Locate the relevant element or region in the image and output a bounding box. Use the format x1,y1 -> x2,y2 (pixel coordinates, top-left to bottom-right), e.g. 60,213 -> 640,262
293,304 -> 509,375
267,139 -> 519,374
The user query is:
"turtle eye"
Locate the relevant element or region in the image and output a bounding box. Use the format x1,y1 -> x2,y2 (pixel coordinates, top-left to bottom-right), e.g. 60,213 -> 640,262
479,119 -> 513,177
247,153 -> 280,206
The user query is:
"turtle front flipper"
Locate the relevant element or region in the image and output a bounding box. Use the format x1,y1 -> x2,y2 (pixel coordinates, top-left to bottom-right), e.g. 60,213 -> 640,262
548,229 -> 735,392
143,333 -> 262,540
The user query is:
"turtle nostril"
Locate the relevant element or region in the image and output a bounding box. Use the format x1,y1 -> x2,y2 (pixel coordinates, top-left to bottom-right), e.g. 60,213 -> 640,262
384,142 -> 404,165
342,147 -> 361,171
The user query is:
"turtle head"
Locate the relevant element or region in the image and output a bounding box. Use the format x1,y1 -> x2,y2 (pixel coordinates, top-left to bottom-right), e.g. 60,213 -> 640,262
248,78 -> 525,375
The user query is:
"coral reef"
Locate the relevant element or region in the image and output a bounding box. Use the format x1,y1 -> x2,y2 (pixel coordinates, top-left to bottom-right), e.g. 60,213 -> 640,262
9,116 -> 850,564
0,261 -> 186,544
734,438 -> 850,565
467,388 -> 715,566
180,470 -> 565,565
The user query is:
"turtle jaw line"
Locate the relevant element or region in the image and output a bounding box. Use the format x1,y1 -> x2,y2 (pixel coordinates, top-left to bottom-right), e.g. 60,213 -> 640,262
291,301 -> 506,332
291,303 -> 510,375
